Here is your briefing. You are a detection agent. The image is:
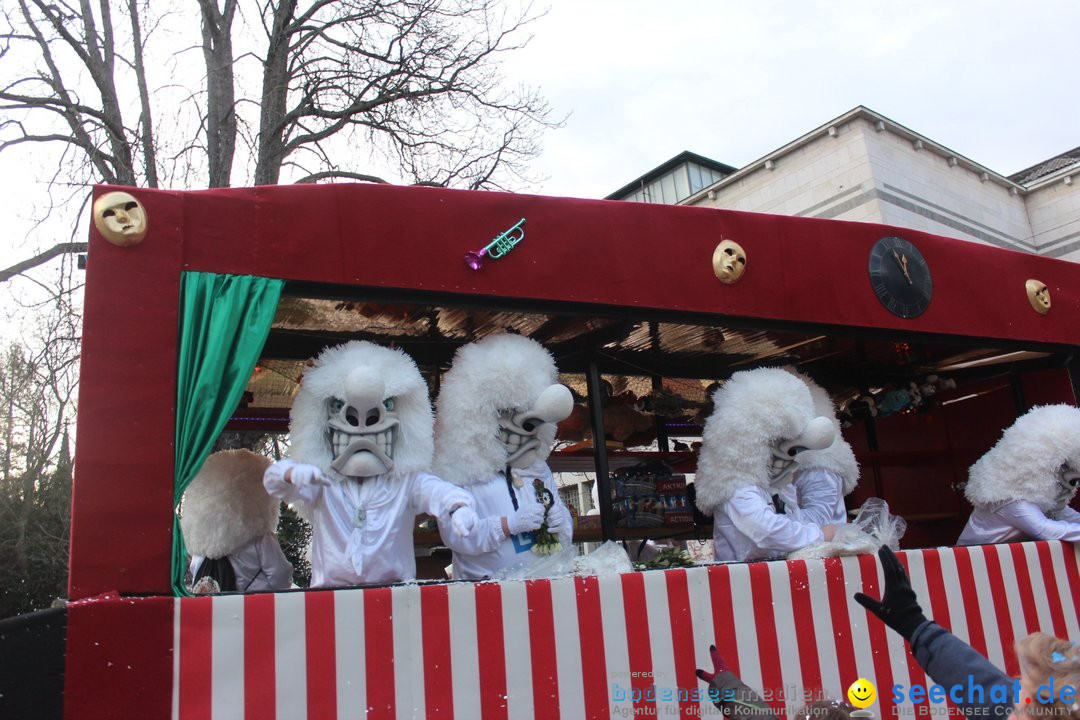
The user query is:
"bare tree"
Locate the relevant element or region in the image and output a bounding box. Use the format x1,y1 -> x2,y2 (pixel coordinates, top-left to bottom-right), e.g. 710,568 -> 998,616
1,0 -> 555,197
0,267 -> 80,617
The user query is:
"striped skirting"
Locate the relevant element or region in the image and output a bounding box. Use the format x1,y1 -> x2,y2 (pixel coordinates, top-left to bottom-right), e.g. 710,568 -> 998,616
173,540 -> 1080,720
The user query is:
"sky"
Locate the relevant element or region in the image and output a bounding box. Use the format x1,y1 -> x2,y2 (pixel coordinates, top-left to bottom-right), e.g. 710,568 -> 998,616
499,0 -> 1080,200
1,0 -> 1078,275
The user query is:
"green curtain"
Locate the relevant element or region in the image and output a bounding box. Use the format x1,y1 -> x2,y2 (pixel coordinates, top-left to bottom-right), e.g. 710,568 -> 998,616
172,271 -> 284,595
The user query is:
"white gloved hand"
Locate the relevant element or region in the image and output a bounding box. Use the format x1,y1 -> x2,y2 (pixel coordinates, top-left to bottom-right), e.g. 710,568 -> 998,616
544,507 -> 567,536
286,463 -> 330,487
450,505 -> 478,537
506,503 -> 546,535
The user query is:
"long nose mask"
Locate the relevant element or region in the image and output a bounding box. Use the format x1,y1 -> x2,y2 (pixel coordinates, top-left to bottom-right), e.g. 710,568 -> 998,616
498,384 -> 574,469
327,367 -> 399,478
768,416 -> 835,487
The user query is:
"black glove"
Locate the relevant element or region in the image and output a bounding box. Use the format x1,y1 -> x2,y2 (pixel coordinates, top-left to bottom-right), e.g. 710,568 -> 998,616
854,546 -> 928,641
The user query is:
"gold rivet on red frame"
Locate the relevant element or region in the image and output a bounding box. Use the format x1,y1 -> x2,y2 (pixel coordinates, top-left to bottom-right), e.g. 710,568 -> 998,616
712,239 -> 747,284
92,191 -> 148,247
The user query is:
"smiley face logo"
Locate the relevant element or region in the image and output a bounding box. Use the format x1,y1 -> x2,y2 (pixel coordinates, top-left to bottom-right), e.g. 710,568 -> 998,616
847,678 -> 877,709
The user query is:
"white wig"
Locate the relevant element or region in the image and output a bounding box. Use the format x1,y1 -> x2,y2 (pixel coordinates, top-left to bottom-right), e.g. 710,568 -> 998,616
965,404 -> 1080,512
694,367 -> 817,513
289,340 -> 434,476
783,367 -> 860,494
181,449 -> 276,558
434,334 -> 559,486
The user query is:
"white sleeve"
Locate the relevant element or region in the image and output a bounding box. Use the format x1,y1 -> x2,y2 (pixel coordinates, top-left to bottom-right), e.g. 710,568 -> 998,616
727,486 -> 824,553
1054,505 -> 1080,522
794,468 -> 843,526
410,472 -> 473,518
999,500 -> 1080,542
263,458 -> 323,506
437,512 -> 506,555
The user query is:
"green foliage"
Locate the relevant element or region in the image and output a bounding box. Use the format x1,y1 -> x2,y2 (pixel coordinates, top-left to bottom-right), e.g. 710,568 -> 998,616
276,505 -> 312,588
0,434 -> 72,618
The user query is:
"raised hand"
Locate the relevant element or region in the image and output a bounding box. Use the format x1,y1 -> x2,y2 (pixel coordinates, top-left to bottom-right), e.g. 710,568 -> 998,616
854,545 -> 928,641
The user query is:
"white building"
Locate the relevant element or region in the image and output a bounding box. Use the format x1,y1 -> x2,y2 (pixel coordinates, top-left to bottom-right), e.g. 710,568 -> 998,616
608,107 -> 1080,262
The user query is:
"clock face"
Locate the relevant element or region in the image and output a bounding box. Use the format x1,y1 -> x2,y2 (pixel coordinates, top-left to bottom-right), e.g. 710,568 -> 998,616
868,236 -> 932,318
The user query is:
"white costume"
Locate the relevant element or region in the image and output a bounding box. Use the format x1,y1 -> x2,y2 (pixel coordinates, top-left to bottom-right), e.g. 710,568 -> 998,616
958,404 -> 1080,546
433,334 -> 574,579
785,369 -> 860,526
694,368 -> 836,562
440,462 -> 569,579
182,449 -> 293,593
265,461 -> 469,586
264,341 -> 475,588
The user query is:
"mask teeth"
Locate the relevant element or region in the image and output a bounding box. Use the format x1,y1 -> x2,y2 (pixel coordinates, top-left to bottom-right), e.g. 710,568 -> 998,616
331,427 -> 394,459
500,427 -> 524,450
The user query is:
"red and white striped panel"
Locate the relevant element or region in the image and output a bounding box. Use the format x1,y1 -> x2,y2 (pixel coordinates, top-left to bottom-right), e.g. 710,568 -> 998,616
172,541 -> 1080,720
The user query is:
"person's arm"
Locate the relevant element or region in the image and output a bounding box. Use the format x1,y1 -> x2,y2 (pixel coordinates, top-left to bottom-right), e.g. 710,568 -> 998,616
855,547 -> 1012,715
1001,500 -> 1080,542
437,511 -> 505,555
794,468 -> 843,526
696,645 -> 780,720
1054,505 -> 1080,522
263,458 -> 327,506
410,473 -> 481,538
727,486 -> 825,553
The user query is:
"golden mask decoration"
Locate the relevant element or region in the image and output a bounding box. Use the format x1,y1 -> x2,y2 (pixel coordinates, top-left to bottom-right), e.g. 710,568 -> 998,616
712,239 -> 747,284
92,191 -> 148,246
1025,279 -> 1051,315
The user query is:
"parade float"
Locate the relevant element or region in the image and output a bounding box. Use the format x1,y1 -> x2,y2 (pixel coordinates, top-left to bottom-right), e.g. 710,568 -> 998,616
16,182 -> 1080,719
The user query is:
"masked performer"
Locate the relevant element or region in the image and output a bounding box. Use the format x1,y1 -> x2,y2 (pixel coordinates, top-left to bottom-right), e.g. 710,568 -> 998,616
183,449 -> 293,593
958,404 -> 1080,545
694,367 -> 838,562
433,334 -> 574,579
264,341 -> 477,587
786,369 -> 860,526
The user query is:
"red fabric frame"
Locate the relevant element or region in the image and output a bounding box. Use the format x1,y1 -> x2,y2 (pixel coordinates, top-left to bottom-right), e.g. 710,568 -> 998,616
71,182 -> 1080,600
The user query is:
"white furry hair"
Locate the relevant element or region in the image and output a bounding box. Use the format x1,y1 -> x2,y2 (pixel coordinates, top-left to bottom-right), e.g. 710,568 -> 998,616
783,367 -> 860,494
181,449 -> 276,558
694,367 -> 817,513
289,340 -> 434,476
965,404 -> 1080,512
434,334 -> 559,486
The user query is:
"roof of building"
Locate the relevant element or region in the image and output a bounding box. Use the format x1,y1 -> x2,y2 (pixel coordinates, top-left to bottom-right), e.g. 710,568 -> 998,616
605,150 -> 738,200
678,106 -> 1023,206
1008,146 -> 1080,185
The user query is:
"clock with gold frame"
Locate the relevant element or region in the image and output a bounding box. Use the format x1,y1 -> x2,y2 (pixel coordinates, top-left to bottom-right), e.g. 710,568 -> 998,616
868,235 -> 933,319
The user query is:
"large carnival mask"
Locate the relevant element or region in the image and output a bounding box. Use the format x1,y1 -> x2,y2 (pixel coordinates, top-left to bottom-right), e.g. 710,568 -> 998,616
92,191 -> 148,246
1053,463 -> 1080,512
1025,279 -> 1051,315
712,239 -> 747,284
767,416 -> 835,488
327,367 -> 399,478
498,383 -> 574,469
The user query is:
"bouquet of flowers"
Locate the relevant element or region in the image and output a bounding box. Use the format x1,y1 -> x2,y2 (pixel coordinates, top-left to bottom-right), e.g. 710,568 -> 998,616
532,477 -> 562,555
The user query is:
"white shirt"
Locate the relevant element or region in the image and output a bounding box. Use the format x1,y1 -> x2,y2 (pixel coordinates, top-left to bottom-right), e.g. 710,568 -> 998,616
264,459 -> 471,588
438,462 -> 573,580
794,467 -> 849,525
712,484 -> 825,562
189,533 -> 294,592
957,499 -> 1080,546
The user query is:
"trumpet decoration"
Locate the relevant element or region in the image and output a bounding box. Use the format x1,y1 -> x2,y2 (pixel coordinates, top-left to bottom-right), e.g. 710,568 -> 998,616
464,218 -> 526,270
